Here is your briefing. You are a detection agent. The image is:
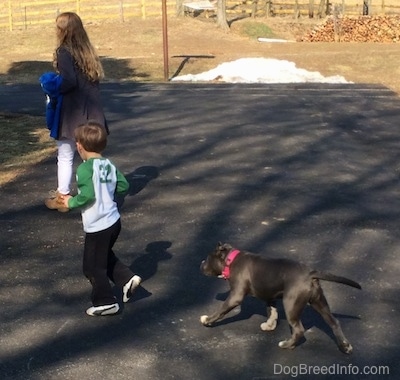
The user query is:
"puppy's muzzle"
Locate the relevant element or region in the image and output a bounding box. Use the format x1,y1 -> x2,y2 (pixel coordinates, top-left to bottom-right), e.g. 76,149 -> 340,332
200,260 -> 212,276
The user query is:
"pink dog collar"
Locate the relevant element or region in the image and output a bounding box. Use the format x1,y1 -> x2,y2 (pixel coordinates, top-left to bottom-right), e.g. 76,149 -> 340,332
220,249 -> 240,280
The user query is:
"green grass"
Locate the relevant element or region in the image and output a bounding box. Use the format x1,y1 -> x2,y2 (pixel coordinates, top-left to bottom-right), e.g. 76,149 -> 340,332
238,21 -> 275,40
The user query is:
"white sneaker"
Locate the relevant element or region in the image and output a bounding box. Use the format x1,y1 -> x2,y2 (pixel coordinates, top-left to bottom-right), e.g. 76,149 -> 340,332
86,303 -> 120,316
122,275 -> 142,303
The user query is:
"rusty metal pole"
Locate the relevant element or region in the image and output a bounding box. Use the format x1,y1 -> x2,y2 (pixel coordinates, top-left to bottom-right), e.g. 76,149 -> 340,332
162,0 -> 169,81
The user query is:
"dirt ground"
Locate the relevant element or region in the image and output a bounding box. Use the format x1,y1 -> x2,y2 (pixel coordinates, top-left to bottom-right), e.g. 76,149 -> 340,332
1,15 -> 400,93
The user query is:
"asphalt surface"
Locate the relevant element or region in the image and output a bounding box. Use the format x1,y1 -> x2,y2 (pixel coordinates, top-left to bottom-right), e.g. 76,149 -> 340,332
1,82 -> 400,380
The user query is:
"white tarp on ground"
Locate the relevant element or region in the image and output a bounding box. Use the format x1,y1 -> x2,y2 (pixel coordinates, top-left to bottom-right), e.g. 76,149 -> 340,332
183,0 -> 216,9
171,58 -> 351,84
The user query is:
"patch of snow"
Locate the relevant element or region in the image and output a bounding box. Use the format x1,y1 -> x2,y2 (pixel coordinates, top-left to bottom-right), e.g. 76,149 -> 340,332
171,58 -> 351,84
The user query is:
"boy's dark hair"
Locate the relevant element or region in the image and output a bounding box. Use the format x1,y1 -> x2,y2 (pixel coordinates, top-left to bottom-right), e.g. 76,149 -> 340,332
74,121 -> 107,153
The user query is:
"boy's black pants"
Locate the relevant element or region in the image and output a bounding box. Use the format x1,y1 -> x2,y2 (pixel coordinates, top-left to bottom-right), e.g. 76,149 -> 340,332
83,219 -> 134,306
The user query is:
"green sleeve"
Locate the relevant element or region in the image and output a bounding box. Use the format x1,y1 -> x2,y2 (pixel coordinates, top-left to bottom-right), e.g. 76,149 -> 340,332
68,161 -> 96,209
116,169 -> 130,195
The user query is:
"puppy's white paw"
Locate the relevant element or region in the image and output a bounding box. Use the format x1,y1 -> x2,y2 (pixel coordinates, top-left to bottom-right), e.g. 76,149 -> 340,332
278,340 -> 295,349
200,315 -> 209,325
340,341 -> 353,354
260,319 -> 277,331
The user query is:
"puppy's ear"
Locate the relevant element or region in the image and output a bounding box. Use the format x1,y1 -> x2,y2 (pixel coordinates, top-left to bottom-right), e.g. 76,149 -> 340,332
216,242 -> 228,258
222,243 -> 232,251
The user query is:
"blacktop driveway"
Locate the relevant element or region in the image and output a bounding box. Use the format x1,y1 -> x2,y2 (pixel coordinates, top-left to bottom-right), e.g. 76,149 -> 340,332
1,82 -> 400,379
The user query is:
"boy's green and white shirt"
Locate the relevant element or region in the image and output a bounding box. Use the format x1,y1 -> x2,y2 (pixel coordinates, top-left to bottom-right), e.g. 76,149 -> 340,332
68,157 -> 129,233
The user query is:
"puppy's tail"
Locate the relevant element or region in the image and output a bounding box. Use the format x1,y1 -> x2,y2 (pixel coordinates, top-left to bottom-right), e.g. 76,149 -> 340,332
311,271 -> 362,290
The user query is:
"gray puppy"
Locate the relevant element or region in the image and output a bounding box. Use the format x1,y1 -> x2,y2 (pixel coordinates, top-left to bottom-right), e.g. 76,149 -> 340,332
200,242 -> 361,354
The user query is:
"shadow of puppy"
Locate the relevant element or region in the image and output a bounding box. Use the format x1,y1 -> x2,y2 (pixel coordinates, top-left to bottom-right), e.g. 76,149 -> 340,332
213,291 -> 360,348
123,242 -> 172,303
116,166 -> 159,209
131,241 -> 173,282
125,166 -> 159,196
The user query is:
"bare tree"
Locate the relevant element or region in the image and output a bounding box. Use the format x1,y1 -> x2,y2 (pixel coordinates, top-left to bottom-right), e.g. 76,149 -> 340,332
176,0 -> 184,16
216,0 -> 229,30
176,0 -> 229,30
318,0 -> 328,17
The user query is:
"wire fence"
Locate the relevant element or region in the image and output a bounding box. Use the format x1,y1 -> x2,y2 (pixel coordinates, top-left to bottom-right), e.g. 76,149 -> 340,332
267,0 -> 400,18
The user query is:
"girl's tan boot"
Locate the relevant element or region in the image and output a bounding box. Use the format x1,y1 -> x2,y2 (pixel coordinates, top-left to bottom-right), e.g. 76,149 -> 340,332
45,190 -> 69,212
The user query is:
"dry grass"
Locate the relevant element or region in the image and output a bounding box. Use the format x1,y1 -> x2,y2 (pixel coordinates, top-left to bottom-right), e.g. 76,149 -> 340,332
0,113 -> 56,187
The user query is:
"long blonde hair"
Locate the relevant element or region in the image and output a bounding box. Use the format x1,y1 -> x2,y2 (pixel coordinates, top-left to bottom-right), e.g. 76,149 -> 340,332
54,12 -> 104,81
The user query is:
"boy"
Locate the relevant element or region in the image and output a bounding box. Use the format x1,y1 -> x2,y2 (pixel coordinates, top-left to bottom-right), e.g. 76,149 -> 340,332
61,122 -> 141,316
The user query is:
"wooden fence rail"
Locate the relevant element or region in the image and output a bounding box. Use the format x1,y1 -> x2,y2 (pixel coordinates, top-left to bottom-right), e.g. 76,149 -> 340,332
0,0 -> 177,31
1,0 -> 399,31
